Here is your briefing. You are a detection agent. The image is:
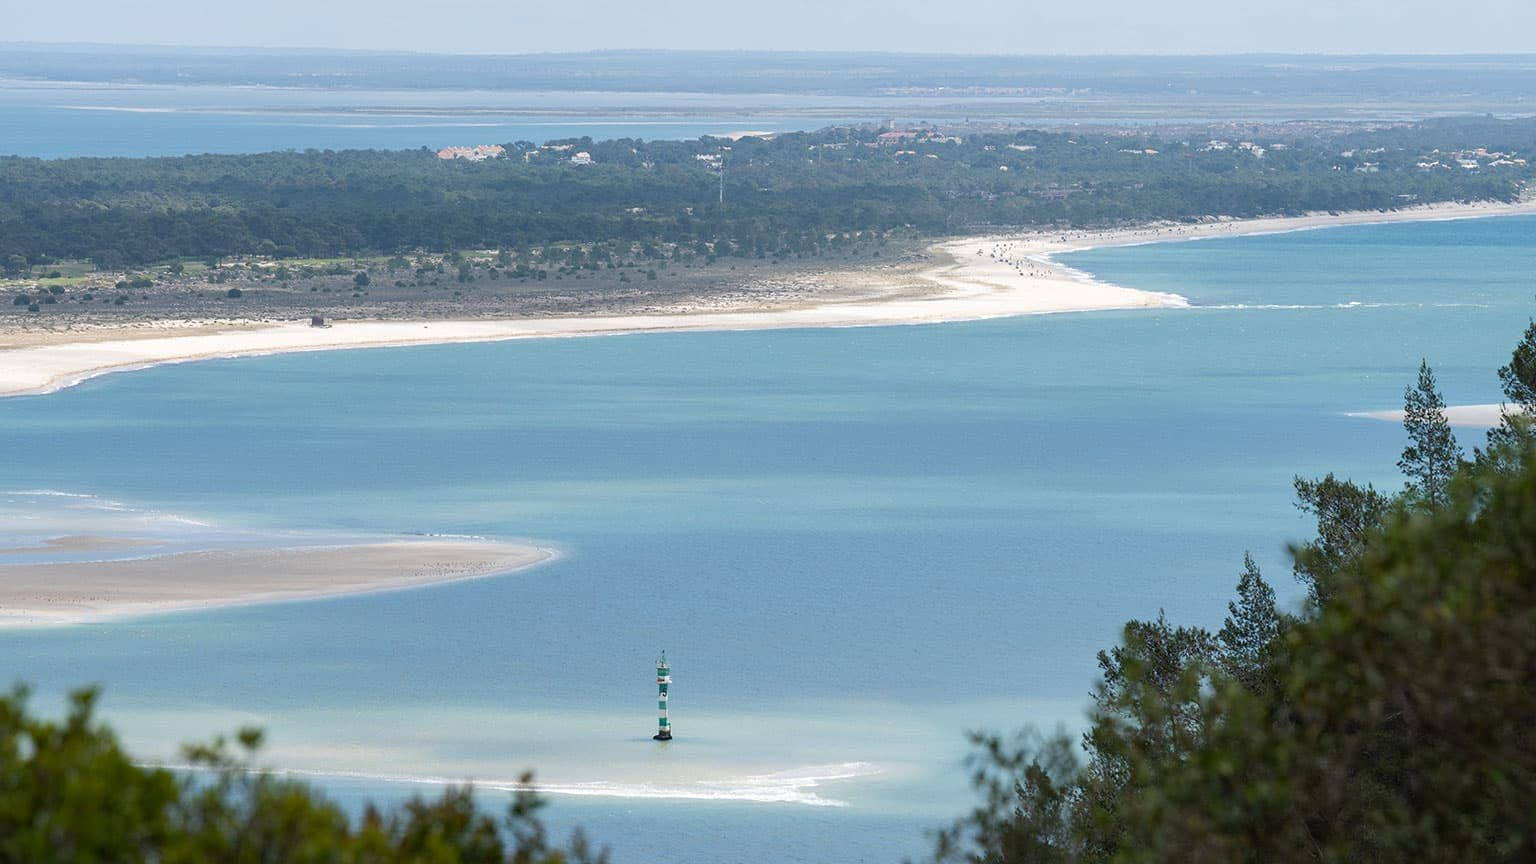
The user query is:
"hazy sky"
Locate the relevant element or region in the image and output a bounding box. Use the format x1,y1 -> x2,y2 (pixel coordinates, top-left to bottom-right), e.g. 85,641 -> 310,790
10,0 -> 1536,54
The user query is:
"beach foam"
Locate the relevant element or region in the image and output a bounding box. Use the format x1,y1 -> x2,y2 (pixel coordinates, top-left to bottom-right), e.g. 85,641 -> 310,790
187,762 -> 883,808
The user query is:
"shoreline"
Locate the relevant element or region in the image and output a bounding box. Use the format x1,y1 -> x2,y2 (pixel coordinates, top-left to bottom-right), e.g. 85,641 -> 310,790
3,199 -> 1533,399
207,761 -> 883,808
0,539 -> 555,627
1351,403 -> 1522,428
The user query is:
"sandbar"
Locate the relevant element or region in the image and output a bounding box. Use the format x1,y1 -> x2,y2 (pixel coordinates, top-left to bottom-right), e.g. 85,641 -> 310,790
1351,403 -> 1522,428
0,539 -> 552,627
0,534 -> 168,555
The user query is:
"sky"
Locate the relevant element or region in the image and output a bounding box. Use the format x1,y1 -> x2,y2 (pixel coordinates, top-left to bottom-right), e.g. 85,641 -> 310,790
8,0 -> 1536,54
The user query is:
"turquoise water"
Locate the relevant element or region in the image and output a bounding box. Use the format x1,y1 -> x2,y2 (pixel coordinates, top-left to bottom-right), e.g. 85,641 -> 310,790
2,215 -> 1533,861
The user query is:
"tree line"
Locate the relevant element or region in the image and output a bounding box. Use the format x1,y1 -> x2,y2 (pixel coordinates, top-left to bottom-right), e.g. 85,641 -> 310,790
1,116 -> 1532,270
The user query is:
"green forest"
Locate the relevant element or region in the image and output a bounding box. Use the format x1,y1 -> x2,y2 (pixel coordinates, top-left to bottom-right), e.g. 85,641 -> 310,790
1,116 -> 1533,270
5,317 -> 1536,862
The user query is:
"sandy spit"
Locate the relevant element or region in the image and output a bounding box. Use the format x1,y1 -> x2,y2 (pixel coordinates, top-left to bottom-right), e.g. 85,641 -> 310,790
0,539 -> 553,627
3,200 -> 1534,399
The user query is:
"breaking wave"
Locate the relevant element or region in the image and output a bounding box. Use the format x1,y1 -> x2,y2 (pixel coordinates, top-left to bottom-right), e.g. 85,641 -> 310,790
0,488 -> 213,527
1182,300 -> 1494,311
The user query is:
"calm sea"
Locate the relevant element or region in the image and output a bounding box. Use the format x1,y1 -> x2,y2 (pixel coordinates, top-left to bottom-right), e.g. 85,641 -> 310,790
2,215 -> 1531,861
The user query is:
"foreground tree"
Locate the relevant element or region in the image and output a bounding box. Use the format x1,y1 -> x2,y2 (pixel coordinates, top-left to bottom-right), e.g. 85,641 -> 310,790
1397,359 -> 1463,506
1072,613 -> 1215,863
0,687 -> 605,864
941,328 -> 1536,864
1289,473 -> 1388,608
932,730 -> 1081,864
1215,553 -> 1285,699
0,688 -> 179,862
1482,318 -> 1536,472
1131,445 -> 1536,863
1496,318 -> 1536,409
942,447 -> 1536,864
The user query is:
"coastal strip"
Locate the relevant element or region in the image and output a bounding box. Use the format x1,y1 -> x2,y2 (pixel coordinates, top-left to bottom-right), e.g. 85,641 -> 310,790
0,539 -> 553,627
2,200 -> 1533,399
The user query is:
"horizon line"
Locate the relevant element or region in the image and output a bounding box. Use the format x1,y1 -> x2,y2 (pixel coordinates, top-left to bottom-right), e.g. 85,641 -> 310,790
6,41 -> 1536,61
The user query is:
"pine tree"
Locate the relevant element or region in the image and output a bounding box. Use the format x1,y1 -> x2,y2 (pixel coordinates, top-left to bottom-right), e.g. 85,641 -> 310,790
1496,318 -> 1536,409
1291,473 -> 1388,607
1074,613 -> 1215,860
1398,359 -> 1463,506
1482,319 -> 1536,470
1217,552 -> 1282,697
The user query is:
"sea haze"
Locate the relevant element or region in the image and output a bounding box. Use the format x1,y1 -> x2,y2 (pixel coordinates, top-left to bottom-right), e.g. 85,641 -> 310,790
1,215 -> 1532,861
4,50 -> 1536,157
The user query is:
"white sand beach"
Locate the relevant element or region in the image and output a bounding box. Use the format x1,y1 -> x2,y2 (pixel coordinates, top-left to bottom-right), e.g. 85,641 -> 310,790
2,199 -> 1533,399
0,539 -> 552,626
1352,403 -> 1522,428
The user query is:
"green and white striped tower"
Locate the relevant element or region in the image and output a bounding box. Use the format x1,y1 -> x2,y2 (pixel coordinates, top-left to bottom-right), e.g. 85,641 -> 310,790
652,652 -> 673,741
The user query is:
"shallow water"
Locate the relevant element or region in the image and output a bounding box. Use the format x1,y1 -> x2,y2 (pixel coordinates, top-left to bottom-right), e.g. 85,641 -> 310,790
1,215 -> 1531,861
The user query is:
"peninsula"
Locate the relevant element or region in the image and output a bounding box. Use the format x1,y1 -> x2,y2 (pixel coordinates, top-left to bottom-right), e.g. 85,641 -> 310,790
2,199 -> 1532,399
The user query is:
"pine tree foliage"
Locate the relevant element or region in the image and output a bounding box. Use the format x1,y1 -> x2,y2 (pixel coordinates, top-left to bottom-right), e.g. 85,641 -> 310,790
932,730 -> 1081,864
1216,553 -> 1284,697
1483,319 -> 1536,469
1398,359 -> 1463,506
0,687 -> 607,864
1496,318 -> 1536,409
1290,474 -> 1389,607
938,325 -> 1536,864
